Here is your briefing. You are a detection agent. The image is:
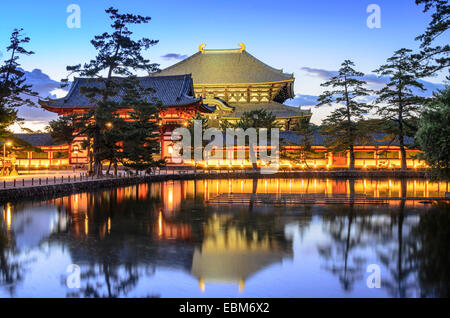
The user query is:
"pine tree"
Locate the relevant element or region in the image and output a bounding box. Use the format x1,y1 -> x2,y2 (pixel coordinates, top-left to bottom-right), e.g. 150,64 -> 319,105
46,113 -> 77,145
120,77 -> 164,174
0,28 -> 37,140
317,60 -> 372,170
415,0 -> 449,77
281,120 -> 317,168
374,48 -> 427,171
415,86 -> 450,179
62,7 -> 159,176
226,109 -> 279,170
233,109 -> 278,131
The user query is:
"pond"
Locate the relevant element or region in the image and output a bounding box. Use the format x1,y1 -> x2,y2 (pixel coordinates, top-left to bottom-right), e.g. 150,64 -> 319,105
0,178 -> 449,298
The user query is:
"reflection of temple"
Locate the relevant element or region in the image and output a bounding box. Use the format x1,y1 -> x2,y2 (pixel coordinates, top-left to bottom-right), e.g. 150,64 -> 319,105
191,214 -> 292,292
47,183 -> 297,292
24,178 -> 444,294
2,180 -> 447,297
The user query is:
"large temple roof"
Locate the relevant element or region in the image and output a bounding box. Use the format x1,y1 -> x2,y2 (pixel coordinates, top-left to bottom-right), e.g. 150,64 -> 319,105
39,74 -> 201,109
155,44 -> 294,84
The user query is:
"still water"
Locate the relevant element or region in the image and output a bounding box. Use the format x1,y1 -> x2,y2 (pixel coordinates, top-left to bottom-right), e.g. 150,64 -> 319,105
0,178 -> 449,298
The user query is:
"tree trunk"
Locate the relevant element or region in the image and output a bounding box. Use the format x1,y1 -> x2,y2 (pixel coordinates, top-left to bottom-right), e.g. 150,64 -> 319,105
399,136 -> 407,171
398,92 -> 407,171
249,144 -> 257,171
106,161 -> 112,175
88,147 -> 93,176
349,145 -> 355,170
92,123 -> 102,176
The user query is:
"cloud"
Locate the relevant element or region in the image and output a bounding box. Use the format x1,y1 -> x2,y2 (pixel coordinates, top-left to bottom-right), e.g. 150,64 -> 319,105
8,68 -> 70,132
19,68 -> 67,99
284,94 -> 319,107
161,53 -> 188,61
300,67 -> 338,80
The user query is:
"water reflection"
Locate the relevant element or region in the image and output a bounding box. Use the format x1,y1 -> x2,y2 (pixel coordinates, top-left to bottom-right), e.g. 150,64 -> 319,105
0,178 -> 448,297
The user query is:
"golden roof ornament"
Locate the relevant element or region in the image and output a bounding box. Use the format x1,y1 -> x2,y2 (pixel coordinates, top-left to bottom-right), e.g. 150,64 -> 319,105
198,43 -> 246,53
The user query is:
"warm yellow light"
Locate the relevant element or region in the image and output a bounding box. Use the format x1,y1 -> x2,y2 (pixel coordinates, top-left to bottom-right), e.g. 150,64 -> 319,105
6,204 -> 11,230
199,279 -> 205,292
84,215 -> 88,235
105,122 -> 113,128
239,279 -> 245,293
168,146 -> 173,154
6,142 -> 12,146
158,211 -> 163,237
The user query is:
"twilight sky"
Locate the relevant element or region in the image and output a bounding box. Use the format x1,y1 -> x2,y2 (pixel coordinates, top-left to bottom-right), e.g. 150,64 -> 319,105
0,0 -> 448,131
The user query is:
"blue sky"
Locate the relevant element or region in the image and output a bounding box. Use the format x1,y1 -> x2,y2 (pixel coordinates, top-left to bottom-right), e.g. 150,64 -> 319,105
0,0 -> 448,129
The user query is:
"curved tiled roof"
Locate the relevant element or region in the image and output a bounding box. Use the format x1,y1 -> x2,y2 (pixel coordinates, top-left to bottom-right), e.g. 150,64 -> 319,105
40,75 -> 200,108
280,131 -> 415,146
156,50 -> 293,84
13,133 -> 65,146
221,102 -> 311,119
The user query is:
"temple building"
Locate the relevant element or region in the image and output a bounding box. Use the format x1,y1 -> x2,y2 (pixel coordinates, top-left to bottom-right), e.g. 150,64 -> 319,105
155,43 -> 311,129
39,74 -> 213,163
16,43 -> 426,170
11,133 -> 70,168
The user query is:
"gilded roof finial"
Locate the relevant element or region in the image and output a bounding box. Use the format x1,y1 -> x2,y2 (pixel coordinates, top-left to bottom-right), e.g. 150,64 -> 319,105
199,43 -> 206,52
238,43 -> 246,52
